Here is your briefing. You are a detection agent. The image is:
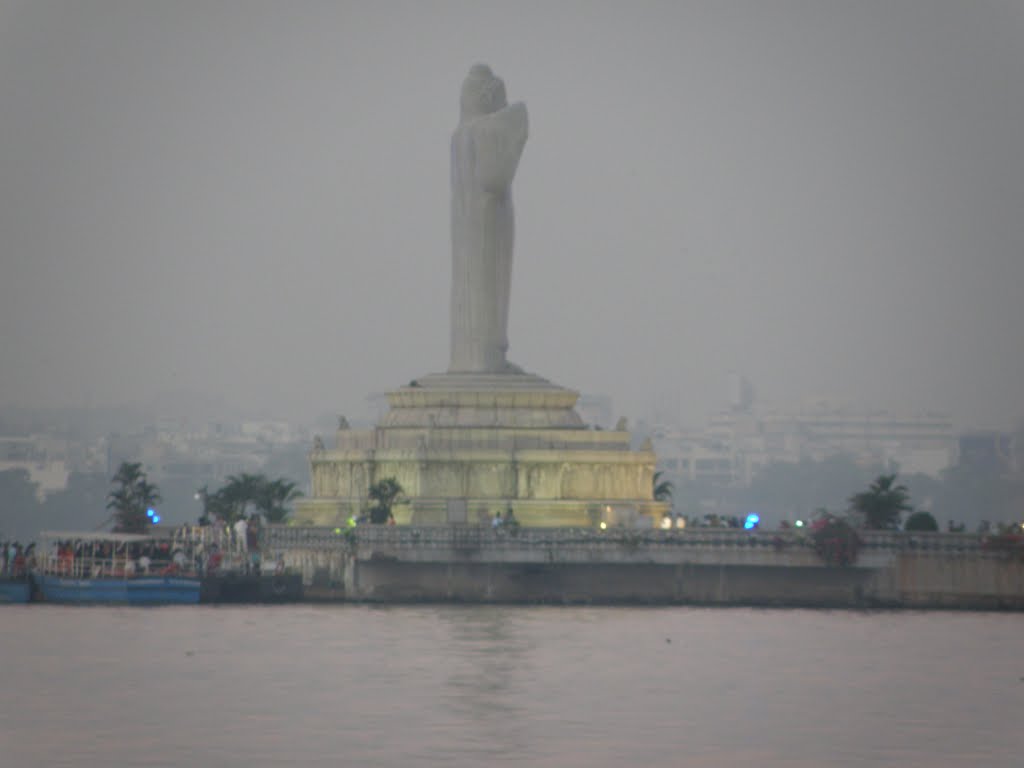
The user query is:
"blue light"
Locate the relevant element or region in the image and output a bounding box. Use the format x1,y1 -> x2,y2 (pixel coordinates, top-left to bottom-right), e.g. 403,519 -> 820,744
744,513 -> 760,530
147,508 -> 155,518
152,514 -> 161,524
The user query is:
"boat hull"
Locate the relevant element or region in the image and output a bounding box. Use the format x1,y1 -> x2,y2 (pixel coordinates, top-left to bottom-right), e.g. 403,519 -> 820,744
37,575 -> 200,605
0,579 -> 31,603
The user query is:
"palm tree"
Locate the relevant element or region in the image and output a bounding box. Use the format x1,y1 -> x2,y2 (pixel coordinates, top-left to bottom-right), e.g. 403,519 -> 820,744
368,477 -> 404,524
255,478 -> 303,524
220,473 -> 266,523
653,471 -> 674,503
196,484 -> 233,525
199,474 -> 304,525
107,462 -> 160,533
849,473 -> 912,530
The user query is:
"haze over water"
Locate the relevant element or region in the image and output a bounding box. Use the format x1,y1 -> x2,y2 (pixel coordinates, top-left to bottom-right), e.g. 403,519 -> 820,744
2,2 -> 1022,429
3,606 -> 1023,767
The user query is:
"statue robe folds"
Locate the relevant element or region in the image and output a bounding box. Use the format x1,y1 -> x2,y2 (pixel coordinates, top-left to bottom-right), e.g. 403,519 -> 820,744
449,82 -> 528,374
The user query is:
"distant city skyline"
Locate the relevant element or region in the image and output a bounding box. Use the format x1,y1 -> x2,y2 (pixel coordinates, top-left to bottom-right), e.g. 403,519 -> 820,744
2,2 -> 1022,432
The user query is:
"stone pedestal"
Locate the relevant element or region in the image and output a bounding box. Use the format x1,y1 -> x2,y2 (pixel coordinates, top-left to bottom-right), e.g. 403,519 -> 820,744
294,372 -> 665,528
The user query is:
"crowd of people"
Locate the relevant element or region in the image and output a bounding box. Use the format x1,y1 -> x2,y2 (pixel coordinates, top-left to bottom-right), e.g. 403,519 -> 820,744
35,515 -> 274,581
491,507 -> 519,531
42,539 -> 203,579
2,512 -> 287,584
179,514 -> 275,575
0,541 -> 34,579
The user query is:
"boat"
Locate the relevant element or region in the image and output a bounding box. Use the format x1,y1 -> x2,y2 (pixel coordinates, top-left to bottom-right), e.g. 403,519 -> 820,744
34,531 -> 201,605
0,577 -> 31,603
1,544 -> 33,603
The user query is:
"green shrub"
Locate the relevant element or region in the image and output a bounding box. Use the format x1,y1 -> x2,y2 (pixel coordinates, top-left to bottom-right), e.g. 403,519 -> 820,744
904,511 -> 939,532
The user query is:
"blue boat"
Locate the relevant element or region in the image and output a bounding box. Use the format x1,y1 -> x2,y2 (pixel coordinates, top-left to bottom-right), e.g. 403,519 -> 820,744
35,574 -> 199,604
35,531 -> 201,605
0,578 -> 31,603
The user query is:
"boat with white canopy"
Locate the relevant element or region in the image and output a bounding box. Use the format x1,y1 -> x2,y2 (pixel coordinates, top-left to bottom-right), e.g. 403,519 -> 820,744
34,530 -> 201,604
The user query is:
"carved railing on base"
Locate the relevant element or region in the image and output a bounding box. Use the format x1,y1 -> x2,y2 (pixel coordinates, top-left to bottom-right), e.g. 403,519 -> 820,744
263,526 -> 990,556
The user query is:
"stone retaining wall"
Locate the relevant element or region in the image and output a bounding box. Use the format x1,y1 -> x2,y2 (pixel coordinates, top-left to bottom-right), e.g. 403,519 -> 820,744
262,527 -> 1024,608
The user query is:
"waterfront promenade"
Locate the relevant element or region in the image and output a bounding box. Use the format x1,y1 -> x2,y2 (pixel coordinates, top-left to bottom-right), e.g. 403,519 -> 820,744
264,526 -> 1024,609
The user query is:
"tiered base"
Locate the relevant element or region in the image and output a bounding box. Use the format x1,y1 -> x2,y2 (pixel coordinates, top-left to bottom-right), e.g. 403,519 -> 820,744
294,371 -> 665,528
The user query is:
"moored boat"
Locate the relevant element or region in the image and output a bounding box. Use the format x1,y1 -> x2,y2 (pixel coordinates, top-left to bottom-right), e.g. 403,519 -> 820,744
0,578 -> 31,603
1,541 -> 33,603
35,531 -> 201,605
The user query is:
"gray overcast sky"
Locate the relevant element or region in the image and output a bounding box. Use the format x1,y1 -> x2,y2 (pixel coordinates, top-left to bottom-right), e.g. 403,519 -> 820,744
1,1 -> 1022,429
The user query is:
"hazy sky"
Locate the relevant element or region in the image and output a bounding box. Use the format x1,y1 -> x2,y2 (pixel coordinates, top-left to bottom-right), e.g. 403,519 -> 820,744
1,1 -> 1022,430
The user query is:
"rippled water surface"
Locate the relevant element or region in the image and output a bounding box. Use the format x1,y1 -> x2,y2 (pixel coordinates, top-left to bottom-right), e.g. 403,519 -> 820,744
2,606 -> 1023,767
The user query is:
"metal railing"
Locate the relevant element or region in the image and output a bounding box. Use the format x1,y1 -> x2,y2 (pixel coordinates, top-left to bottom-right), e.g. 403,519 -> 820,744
36,553 -> 198,580
263,525 -> 992,554
36,526 -> 265,580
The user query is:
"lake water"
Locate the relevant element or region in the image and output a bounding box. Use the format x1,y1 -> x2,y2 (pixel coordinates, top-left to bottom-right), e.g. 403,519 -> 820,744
2,605 -> 1023,767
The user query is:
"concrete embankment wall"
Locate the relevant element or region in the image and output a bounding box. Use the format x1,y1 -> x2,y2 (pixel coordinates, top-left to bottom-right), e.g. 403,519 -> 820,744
266,527 -> 1024,609
347,561 -> 878,606
868,552 -> 1024,609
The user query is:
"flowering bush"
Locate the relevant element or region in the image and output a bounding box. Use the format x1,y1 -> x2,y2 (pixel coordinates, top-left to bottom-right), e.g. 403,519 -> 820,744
981,525 -> 1024,561
810,513 -> 861,566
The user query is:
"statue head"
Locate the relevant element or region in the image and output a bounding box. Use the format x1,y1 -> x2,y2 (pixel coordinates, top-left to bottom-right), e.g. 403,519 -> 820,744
460,63 -> 507,122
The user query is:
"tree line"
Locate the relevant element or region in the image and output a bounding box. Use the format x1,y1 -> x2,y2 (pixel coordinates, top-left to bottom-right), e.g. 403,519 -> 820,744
0,462 -> 307,541
665,452 -> 1022,531
105,463 -> 305,532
